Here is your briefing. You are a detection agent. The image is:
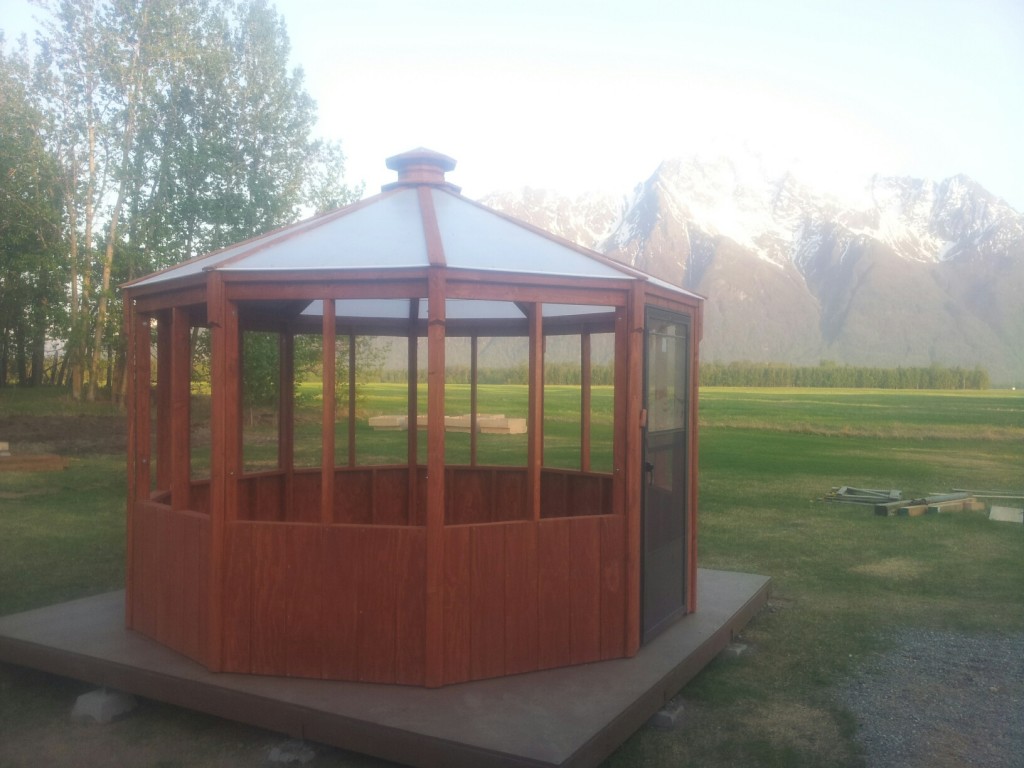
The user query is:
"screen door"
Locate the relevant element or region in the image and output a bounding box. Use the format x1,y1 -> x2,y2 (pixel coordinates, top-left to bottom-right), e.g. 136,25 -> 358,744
642,307 -> 691,643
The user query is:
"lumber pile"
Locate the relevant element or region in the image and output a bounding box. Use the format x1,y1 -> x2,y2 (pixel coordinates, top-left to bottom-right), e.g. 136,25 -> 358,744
824,486 -> 987,516
0,453 -> 67,472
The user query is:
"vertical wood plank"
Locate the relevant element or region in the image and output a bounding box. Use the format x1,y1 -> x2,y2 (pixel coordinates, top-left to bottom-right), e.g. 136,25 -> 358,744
221,522 -> 252,672
494,470 -> 528,522
373,468 -> 409,525
357,527 -> 398,683
503,522 -> 539,675
321,526 -> 359,680
335,469 -> 372,524
442,526 -> 471,684
537,519 -> 572,670
286,524 -> 323,678
179,513 -> 204,662
470,525 -> 506,681
132,503 -> 158,638
569,518 -> 602,665
395,527 -> 427,685
600,515 -> 627,660
250,524 -> 288,675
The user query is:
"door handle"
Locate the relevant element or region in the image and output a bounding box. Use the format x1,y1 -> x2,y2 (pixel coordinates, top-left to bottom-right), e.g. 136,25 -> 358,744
644,461 -> 654,485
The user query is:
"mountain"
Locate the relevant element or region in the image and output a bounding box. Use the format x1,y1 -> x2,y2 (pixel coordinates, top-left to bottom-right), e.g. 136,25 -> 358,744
479,157 -> 1024,385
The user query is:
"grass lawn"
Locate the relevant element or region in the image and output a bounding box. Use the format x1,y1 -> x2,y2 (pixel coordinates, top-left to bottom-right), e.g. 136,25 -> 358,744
1,386 -> 1022,767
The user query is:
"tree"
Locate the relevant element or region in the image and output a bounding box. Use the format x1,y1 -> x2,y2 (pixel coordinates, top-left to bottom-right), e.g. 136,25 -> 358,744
0,36 -> 65,386
29,0 -> 360,400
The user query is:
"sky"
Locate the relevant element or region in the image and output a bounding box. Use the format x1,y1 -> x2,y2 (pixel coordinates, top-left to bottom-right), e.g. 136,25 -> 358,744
3,0 -> 1022,209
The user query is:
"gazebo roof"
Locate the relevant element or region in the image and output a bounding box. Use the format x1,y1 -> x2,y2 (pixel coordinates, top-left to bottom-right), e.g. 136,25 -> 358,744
125,148 -> 701,303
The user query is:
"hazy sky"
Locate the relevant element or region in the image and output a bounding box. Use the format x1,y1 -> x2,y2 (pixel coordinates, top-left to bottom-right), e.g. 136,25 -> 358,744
4,0 -> 1022,208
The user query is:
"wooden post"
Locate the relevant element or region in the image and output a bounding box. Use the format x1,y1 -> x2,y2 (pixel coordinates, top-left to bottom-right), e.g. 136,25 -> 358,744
207,272 -> 237,671
169,306 -> 191,511
526,303 -> 543,520
581,331 -> 591,472
322,300 -> 337,524
279,330 -> 295,517
624,285 -> 645,656
470,335 -> 478,467
407,301 -> 419,522
687,305 -> 701,612
348,332 -> 357,467
125,303 -> 150,627
156,311 -> 172,492
424,267 -> 446,687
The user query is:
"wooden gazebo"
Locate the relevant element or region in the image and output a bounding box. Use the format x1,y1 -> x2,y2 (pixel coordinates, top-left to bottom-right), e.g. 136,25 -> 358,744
121,148 -> 703,688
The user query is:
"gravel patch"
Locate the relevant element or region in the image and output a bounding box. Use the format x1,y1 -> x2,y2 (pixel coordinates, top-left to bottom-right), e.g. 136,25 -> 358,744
836,629 -> 1024,768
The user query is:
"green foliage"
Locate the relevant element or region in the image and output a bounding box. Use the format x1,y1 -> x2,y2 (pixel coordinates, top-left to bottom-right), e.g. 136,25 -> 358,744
701,360 -> 990,389
0,38 -> 66,387
20,0 -> 360,399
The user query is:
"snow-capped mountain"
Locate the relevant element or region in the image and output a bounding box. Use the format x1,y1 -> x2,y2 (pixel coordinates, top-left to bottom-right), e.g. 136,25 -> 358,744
480,156 -> 1024,384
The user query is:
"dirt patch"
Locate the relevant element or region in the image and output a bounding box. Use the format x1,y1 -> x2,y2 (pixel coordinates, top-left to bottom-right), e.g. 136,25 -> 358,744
739,701 -> 856,765
0,414 -> 126,456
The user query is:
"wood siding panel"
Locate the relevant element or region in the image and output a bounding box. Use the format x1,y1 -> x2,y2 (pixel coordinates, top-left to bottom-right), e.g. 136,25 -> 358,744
250,524 -> 289,675
157,505 -> 185,652
221,522 -> 252,673
285,525 -> 324,678
447,469 -> 489,525
179,512 -> 209,664
373,469 -> 409,526
569,518 -> 602,665
600,516 -> 627,660
131,502 -> 159,638
442,526 -> 472,684
503,522 -> 538,676
539,472 -> 567,519
291,471 -> 320,523
568,475 -> 611,516
335,471 -> 373,524
493,470 -> 528,522
356,527 -> 398,683
470,525 -> 506,681
537,519 -> 572,670
321,526 -> 360,681
395,528 -> 427,685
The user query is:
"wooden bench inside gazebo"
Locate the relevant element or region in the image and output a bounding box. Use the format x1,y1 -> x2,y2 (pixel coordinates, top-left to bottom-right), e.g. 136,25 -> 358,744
121,148 -> 703,688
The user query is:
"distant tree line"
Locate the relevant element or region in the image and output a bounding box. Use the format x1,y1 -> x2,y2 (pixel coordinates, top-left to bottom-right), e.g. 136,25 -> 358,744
699,361 -> 991,389
380,361 -> 990,389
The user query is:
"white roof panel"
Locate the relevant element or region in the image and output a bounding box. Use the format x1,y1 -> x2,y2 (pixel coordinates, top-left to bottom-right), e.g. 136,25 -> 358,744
220,189 -> 428,271
432,190 -> 629,280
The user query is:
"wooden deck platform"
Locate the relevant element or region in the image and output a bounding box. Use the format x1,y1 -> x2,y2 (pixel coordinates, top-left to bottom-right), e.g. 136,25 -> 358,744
0,568 -> 769,768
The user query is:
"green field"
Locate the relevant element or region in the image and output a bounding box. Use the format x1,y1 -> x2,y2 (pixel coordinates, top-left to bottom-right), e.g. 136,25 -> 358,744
1,386 -> 1022,767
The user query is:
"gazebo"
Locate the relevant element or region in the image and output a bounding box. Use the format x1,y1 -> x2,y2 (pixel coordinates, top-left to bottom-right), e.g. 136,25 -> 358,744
121,148 -> 703,688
